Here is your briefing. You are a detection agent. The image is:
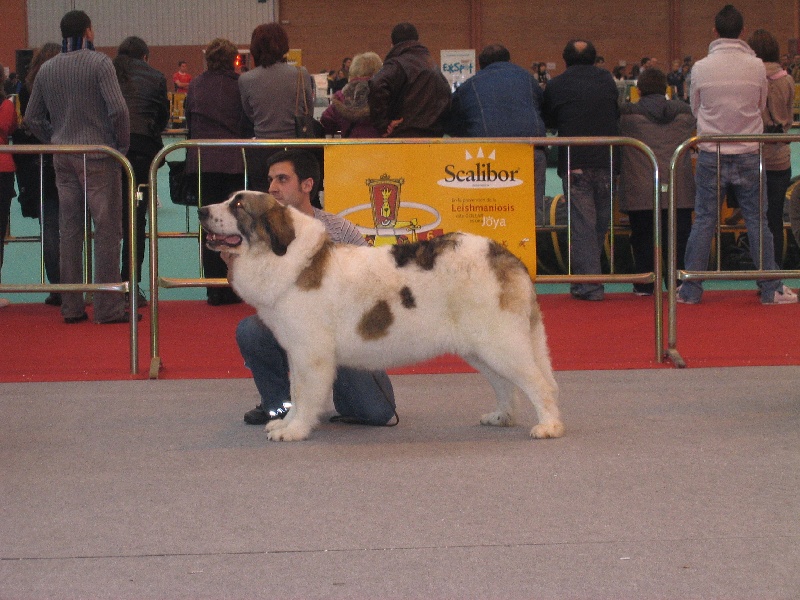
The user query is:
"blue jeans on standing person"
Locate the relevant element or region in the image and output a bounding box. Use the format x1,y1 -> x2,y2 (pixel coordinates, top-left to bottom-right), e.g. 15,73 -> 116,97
562,168 -> 612,300
680,151 -> 783,304
235,315 -> 397,425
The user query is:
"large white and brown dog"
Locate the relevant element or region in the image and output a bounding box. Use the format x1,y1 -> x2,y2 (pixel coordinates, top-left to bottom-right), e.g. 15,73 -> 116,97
200,191 -> 564,442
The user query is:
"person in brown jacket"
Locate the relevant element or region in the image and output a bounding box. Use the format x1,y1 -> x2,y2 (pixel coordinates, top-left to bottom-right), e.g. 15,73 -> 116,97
619,67 -> 696,295
368,22 -> 451,137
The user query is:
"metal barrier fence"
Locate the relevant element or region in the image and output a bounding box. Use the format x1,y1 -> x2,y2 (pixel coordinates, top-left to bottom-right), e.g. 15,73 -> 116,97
666,133 -> 800,368
0,144 -> 140,374
146,137 -> 660,378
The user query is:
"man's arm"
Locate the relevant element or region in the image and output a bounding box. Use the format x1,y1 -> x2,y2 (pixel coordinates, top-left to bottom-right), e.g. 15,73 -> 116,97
368,60 -> 401,135
98,57 -> 130,155
154,74 -> 170,133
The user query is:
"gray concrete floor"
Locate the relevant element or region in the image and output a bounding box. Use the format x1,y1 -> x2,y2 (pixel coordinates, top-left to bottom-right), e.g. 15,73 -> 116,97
2,367 -> 799,599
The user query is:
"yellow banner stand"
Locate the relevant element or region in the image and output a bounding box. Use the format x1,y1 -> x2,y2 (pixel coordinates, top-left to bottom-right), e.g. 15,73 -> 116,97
324,143 -> 537,275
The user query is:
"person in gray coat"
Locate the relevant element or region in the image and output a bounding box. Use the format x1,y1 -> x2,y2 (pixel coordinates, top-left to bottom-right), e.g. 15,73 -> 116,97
619,68 -> 695,295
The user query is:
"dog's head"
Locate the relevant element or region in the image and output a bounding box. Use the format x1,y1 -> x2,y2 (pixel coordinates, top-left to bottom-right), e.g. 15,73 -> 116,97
199,191 -> 296,256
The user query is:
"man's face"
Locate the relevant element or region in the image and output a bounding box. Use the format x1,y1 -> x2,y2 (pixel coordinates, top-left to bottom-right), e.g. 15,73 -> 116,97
267,160 -> 313,210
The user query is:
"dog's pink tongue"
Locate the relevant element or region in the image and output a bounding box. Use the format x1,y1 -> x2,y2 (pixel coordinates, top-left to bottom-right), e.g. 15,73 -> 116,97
208,233 -> 242,247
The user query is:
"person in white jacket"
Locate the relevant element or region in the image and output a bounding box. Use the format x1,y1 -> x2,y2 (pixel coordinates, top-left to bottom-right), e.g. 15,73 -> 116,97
679,4 -> 797,305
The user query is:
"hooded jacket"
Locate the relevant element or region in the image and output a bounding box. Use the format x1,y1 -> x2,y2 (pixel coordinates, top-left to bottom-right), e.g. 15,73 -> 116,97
690,38 -> 767,154
760,62 -> 794,171
619,94 -> 696,211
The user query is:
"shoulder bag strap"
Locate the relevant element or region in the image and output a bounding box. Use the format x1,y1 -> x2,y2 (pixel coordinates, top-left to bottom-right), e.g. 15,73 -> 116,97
295,67 -> 310,117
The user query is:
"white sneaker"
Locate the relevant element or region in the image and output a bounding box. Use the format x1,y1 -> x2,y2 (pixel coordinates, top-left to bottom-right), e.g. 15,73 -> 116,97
764,285 -> 798,305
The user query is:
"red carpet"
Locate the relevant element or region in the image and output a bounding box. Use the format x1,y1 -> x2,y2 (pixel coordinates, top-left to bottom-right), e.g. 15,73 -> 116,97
1,291 -> 799,383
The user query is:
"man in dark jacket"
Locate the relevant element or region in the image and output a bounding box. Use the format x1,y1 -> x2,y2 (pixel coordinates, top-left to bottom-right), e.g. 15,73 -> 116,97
446,43 -> 547,207
368,22 -> 451,137
543,39 -> 619,301
114,36 -> 170,301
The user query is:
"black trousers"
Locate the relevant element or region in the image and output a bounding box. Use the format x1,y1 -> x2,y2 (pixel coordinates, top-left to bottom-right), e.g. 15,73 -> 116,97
627,207 -> 693,293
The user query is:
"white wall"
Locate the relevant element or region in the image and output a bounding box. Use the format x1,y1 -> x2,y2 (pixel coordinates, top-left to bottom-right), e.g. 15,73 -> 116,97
27,0 -> 277,47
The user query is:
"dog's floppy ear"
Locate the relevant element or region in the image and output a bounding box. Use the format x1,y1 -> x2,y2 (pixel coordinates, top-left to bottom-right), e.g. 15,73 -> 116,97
259,203 -> 296,256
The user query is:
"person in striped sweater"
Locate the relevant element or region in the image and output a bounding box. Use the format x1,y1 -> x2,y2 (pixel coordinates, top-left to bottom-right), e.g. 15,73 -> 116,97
24,10 -> 134,324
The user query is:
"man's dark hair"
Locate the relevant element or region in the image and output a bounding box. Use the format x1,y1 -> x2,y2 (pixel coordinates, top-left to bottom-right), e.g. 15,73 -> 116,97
60,10 -> 91,39
636,67 -> 668,96
715,4 -> 744,39
266,149 -> 322,200
391,23 -> 419,45
478,44 -> 511,69
117,36 -> 149,60
562,39 -> 597,67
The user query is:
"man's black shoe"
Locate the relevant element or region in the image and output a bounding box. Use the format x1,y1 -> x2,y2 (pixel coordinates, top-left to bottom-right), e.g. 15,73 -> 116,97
44,293 -> 62,306
99,312 -> 143,324
64,312 -> 89,324
243,402 -> 291,425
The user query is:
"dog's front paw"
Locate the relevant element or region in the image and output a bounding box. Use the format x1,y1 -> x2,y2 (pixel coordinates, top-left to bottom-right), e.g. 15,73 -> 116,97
267,421 -> 312,442
480,411 -> 514,427
265,418 -> 289,434
530,421 -> 565,439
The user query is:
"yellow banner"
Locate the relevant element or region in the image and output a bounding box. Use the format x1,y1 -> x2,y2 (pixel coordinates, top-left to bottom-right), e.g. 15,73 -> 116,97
324,143 -> 537,274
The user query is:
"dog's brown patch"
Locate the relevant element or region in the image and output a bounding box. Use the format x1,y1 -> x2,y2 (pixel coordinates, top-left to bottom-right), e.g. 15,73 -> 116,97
487,241 -> 531,313
390,233 -> 461,270
243,194 -> 295,256
399,286 -> 416,309
296,240 -> 333,290
357,300 -> 394,340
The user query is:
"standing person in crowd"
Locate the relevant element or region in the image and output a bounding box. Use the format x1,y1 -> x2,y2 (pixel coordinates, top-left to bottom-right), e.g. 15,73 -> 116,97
0,65 -> 18,309
667,59 -> 685,99
185,38 -> 251,306
543,38 -> 620,301
679,4 -> 796,305
220,149 -> 397,427
12,42 -> 62,307
747,28 -> 795,267
330,57 -> 351,94
446,43 -> 547,208
113,36 -> 169,305
535,62 -> 550,89
320,51 -> 383,138
619,68 -> 696,296
238,22 -> 314,191
25,10 -> 135,324
368,22 -> 452,137
172,60 -> 191,92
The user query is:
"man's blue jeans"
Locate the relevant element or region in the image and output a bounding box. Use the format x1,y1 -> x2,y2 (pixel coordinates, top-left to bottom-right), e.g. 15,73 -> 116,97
562,168 -> 612,299
681,152 -> 782,303
236,315 -> 396,425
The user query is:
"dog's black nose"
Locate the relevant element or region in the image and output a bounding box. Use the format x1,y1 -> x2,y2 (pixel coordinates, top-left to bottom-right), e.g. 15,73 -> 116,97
198,206 -> 208,219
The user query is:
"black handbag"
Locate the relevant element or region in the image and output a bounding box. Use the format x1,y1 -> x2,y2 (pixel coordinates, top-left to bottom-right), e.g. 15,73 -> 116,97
167,159 -> 199,206
294,68 -> 325,138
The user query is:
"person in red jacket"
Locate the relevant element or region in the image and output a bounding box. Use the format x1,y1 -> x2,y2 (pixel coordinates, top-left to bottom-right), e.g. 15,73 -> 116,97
0,65 -> 18,308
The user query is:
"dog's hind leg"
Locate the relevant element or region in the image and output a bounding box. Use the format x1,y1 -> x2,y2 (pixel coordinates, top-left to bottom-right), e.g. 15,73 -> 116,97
466,356 -> 517,428
472,333 -> 563,439
266,355 -> 336,442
